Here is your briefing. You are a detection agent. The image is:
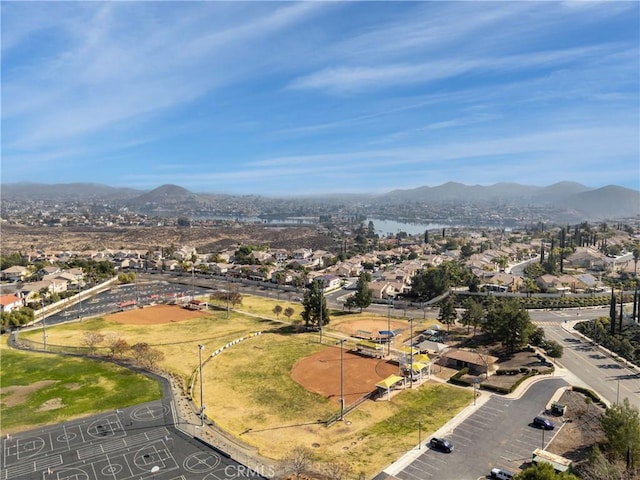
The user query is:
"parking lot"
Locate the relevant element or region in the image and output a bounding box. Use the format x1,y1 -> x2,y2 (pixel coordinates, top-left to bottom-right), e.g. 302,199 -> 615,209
385,378 -> 568,480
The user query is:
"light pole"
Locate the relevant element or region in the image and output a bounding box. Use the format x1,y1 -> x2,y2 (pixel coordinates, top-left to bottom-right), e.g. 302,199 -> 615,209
198,344 -> 205,426
41,297 -> 47,349
473,377 -> 481,406
409,318 -> 414,388
387,298 -> 392,355
318,279 -> 324,344
191,264 -> 196,301
226,276 -> 230,319
339,339 -> 345,420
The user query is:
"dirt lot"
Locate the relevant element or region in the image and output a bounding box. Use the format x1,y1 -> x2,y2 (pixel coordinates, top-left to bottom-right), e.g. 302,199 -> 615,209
547,389 -> 606,466
0,224 -> 337,253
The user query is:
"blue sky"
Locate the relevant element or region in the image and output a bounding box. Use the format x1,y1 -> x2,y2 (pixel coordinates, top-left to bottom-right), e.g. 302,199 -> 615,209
2,1 -> 639,195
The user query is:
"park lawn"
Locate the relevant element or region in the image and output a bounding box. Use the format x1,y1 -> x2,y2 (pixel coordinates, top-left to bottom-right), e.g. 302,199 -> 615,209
217,293 -> 303,322
200,330 -> 333,433
0,338 -> 161,434
200,328 -> 471,477
19,311 -> 280,381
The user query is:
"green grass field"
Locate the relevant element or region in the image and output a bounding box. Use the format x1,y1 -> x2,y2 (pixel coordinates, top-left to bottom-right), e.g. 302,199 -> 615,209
0,341 -> 161,433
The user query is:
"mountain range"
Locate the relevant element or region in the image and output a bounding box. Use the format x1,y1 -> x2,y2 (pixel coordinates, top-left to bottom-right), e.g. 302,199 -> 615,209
1,181 -> 638,222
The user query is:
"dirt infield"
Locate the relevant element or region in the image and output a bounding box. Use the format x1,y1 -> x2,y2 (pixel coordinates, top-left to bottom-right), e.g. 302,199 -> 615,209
291,346 -> 399,406
332,317 -> 410,340
109,304 -> 210,325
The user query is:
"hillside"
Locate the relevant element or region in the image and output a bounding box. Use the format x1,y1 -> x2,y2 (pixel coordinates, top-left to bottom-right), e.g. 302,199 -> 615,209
1,181 -> 638,222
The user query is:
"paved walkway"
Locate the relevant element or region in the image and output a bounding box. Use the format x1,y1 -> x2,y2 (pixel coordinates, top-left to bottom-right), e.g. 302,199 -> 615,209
166,373 -> 279,476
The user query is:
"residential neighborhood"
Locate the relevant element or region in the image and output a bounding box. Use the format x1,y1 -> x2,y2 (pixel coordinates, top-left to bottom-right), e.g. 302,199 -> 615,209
2,216 -> 638,320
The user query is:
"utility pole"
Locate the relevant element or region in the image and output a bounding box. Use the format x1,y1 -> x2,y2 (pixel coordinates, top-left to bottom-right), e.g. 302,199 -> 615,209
387,297 -> 392,355
198,344 -> 205,426
226,276 -> 230,319
319,279 -> 324,344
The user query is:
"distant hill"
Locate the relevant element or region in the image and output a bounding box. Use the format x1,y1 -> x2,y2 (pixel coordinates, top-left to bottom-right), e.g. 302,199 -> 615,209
382,181 -> 581,204
556,185 -> 640,219
0,182 -> 142,201
128,184 -> 195,205
1,181 -> 638,221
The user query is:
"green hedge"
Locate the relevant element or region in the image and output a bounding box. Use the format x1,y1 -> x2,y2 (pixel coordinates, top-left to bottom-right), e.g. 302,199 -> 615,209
508,372 -> 536,393
449,367 -> 470,386
481,383 -> 510,394
571,385 -> 606,407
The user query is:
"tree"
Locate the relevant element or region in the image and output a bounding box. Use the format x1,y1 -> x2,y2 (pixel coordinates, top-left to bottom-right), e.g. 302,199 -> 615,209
633,244 -> 640,277
130,342 -> 164,369
609,290 -> 617,336
343,295 -> 357,312
272,305 -> 283,319
544,340 -> 563,360
228,290 -> 243,308
82,331 -> 105,354
530,327 -> 546,347
283,307 -> 295,321
302,280 -> 329,329
353,272 -> 373,312
324,459 -> 351,480
514,461 -> 578,479
176,216 -> 191,227
105,333 -> 129,358
131,342 -> 151,364
438,294 -> 457,332
600,398 -> 640,469
411,262 -> 472,300
579,444 -> 629,480
282,446 -> 314,479
460,298 -> 483,336
484,298 -> 534,354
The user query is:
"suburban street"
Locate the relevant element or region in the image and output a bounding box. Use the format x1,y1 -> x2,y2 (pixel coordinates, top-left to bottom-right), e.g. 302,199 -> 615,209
542,322 -> 640,410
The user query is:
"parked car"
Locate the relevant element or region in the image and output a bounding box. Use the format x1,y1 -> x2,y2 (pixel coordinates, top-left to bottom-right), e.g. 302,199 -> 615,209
533,416 -> 555,430
429,437 -> 453,453
490,467 -> 515,480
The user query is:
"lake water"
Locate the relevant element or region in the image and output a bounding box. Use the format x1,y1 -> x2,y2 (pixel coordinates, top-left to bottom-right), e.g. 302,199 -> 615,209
366,218 -> 458,236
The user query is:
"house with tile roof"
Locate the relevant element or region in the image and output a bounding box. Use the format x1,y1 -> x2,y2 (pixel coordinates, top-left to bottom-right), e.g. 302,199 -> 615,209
0,294 -> 23,313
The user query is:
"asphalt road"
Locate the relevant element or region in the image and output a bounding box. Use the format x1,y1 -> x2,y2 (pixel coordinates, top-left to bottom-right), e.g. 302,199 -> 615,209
384,378 -> 568,480
542,322 -> 640,410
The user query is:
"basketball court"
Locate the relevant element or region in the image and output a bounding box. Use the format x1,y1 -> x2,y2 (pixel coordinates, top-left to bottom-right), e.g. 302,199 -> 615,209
0,400 -> 261,480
